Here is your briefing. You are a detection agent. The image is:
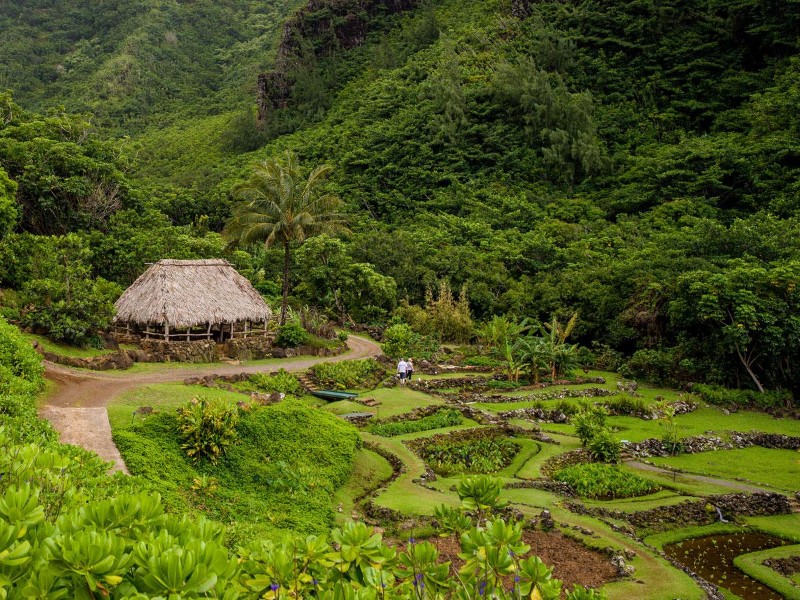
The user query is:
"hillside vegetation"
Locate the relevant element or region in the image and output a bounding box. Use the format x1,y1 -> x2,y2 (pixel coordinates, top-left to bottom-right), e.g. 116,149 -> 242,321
1,0 -> 799,395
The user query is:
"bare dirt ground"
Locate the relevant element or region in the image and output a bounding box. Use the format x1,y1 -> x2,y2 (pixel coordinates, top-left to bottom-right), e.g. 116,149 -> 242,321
422,530 -> 618,591
39,335 -> 382,474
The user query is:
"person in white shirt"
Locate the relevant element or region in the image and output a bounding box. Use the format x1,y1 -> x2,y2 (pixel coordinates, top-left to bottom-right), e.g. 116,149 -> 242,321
397,358 -> 408,385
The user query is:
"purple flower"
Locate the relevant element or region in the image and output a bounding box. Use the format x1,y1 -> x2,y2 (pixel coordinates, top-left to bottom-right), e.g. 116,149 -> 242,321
312,579 -> 319,586
270,583 -> 279,592
479,581 -> 487,596
408,537 -> 416,544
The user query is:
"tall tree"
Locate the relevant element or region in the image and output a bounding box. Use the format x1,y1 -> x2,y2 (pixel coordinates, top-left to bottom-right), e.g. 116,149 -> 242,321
224,152 -> 347,324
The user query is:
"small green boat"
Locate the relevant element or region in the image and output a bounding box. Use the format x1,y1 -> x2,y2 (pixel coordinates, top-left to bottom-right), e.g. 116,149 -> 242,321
311,389 -> 359,401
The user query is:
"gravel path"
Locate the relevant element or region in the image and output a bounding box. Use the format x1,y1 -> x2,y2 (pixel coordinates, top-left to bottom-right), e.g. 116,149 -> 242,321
39,335 -> 382,474
625,460 -> 774,494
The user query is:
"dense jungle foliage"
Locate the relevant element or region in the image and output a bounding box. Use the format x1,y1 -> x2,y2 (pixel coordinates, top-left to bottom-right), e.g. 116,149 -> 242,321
1,0 -> 799,396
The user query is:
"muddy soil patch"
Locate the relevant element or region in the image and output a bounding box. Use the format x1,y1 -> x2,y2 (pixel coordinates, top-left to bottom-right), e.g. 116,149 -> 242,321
421,530 -> 617,590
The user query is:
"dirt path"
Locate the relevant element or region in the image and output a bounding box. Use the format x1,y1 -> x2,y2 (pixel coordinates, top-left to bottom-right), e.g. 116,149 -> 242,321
39,335 -> 382,474
626,460 -> 775,494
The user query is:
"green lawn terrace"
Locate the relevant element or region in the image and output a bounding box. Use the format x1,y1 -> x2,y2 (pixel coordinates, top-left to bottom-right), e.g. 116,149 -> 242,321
107,364 -> 800,600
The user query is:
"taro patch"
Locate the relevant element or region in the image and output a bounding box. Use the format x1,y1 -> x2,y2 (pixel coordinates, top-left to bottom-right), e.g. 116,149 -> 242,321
408,429 -> 521,476
664,533 -> 790,600
554,463 -> 661,499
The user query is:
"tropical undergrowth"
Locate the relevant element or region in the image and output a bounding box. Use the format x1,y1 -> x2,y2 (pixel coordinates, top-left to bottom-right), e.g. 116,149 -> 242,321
310,358 -> 385,389
113,398 -> 360,542
240,369 -> 304,395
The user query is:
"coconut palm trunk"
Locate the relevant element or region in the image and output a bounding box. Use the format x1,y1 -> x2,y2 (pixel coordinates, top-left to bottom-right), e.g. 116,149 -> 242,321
281,241 -> 291,325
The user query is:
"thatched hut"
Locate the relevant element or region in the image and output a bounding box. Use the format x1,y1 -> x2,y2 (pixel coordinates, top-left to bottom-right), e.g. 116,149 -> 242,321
114,259 -> 272,342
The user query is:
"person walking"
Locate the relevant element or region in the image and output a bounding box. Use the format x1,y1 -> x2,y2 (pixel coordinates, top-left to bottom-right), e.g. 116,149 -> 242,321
406,358 -> 415,382
397,358 -> 408,386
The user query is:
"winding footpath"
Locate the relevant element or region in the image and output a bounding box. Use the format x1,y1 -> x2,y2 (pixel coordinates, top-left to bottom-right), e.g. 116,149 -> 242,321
39,335 -> 382,474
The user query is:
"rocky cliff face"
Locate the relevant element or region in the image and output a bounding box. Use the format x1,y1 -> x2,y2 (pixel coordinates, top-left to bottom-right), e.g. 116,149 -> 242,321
257,0 -> 420,126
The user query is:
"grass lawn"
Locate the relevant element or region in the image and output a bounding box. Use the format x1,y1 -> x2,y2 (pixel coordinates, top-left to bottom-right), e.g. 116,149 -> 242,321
735,544 -> 800,600
514,440 -> 571,479
583,489 -> 697,513
359,387 -> 444,419
649,447 -> 800,492
332,447 -> 394,524
22,332 -> 131,358
527,407 -> 800,444
362,432 -> 459,515
745,514 -> 800,542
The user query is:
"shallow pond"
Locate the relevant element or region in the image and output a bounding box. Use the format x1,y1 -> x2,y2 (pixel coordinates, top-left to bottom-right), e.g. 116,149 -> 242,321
664,533 -> 788,600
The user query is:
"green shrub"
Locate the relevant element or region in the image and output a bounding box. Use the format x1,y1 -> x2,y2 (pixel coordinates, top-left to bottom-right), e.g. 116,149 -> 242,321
368,408 -> 462,436
618,347 -> 696,386
572,405 -> 607,446
275,321 -> 310,348
310,358 -> 383,389
555,463 -> 659,499
248,369 -> 303,395
693,384 -> 792,410
462,355 -> 503,367
176,396 -> 239,463
337,330 -> 349,342
382,323 -> 439,359
16,234 -> 121,348
0,317 -> 55,444
586,429 -> 622,463
485,379 -> 522,390
605,396 -> 649,416
395,281 -> 474,344
412,433 -> 520,476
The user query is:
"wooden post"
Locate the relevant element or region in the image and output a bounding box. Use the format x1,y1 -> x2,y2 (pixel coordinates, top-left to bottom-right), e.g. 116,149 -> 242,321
244,320 -> 249,339
207,322 -> 212,340
187,327 -> 190,342
164,321 -> 170,341
145,324 -> 150,340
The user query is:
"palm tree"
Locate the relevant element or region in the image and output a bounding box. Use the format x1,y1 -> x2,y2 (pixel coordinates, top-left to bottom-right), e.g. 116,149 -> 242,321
224,152 -> 347,324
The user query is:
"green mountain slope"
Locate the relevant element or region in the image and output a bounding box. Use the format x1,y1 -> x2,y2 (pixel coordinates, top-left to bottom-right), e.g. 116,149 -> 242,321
1,0 -> 799,392
0,0 -> 304,127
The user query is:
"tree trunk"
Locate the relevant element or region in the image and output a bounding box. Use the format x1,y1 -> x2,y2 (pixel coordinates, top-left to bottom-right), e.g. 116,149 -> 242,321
735,343 -> 765,393
281,241 -> 290,325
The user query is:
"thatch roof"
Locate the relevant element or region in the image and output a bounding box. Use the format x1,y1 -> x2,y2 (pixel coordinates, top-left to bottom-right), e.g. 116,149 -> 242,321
114,259 -> 271,328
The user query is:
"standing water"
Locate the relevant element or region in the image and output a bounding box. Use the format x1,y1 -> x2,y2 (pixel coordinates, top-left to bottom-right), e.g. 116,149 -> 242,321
664,533 -> 788,600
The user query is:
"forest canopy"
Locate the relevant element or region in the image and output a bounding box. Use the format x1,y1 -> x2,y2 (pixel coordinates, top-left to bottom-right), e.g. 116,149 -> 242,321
0,0 -> 798,394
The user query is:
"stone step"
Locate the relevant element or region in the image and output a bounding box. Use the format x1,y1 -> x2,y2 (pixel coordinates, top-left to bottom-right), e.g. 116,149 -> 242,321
297,374 -> 319,393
